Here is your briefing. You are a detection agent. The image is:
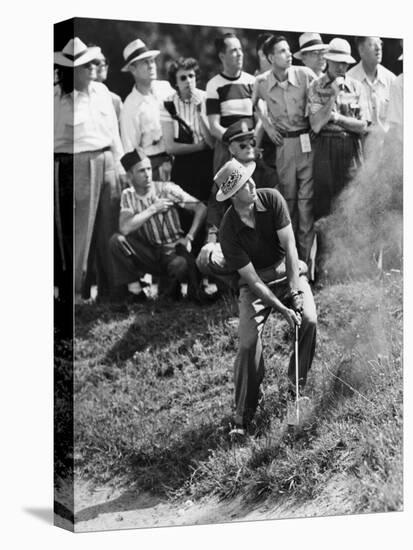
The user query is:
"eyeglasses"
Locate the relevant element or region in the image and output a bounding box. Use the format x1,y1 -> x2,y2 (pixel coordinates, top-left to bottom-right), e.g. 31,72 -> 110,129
178,73 -> 196,82
95,59 -> 108,68
83,61 -> 98,69
233,138 -> 256,149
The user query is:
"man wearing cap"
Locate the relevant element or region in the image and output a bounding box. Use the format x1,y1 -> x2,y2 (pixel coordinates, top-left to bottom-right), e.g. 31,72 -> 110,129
120,38 -> 174,181
206,33 -> 256,174
109,149 -> 207,301
347,37 -> 395,138
293,32 -> 328,77
196,118 -> 279,285
308,38 -> 368,220
253,35 -> 316,273
54,37 -> 125,303
216,159 -> 317,435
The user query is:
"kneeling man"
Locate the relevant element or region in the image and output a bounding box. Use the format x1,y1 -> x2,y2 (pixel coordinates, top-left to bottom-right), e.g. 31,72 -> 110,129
110,149 -> 206,300
217,159 -> 317,434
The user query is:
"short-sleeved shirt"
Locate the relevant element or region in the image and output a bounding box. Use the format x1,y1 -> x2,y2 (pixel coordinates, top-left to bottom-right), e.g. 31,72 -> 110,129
253,66 -> 315,131
120,181 -> 196,245
160,88 -> 207,144
386,73 -> 403,128
307,72 -> 368,133
54,82 -> 124,169
120,80 -> 174,156
219,188 -> 291,271
206,72 -> 255,128
347,62 -> 395,127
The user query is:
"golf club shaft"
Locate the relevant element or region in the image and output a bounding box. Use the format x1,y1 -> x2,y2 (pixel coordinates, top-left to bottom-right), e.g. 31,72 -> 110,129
295,324 -> 299,423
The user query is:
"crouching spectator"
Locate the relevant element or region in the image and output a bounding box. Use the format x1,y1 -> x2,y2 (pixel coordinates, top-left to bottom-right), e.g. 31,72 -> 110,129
110,149 -> 208,302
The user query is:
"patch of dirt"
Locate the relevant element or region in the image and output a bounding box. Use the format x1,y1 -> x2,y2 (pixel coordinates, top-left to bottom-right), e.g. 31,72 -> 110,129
56,473 -> 359,532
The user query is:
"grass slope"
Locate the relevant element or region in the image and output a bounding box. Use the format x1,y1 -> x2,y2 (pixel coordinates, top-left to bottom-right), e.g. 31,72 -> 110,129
69,272 -> 402,516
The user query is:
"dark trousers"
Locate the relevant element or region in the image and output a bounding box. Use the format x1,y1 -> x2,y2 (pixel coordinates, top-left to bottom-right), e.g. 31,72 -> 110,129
313,133 -> 362,220
234,266 -> 317,427
109,233 -> 188,289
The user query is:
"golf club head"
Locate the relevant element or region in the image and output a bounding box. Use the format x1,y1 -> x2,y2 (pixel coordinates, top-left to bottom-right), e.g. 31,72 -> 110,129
286,396 -> 312,427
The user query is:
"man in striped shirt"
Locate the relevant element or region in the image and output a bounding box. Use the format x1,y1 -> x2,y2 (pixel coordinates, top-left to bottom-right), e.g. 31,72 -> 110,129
206,33 -> 256,173
109,149 -> 206,301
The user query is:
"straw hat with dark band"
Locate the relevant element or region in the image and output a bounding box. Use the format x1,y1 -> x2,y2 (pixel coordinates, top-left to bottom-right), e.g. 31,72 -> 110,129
293,32 -> 327,60
54,37 -> 101,67
121,38 -> 160,72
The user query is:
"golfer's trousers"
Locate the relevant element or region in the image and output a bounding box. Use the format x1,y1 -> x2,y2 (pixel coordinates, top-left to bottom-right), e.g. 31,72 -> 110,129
234,266 -> 317,427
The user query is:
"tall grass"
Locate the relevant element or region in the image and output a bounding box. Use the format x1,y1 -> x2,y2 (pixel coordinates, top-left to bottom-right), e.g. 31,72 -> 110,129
69,272 -> 402,515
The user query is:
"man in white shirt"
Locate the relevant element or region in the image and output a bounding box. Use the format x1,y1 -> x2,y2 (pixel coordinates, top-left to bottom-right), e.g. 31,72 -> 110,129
54,37 -> 125,303
347,37 -> 395,138
120,38 -> 174,180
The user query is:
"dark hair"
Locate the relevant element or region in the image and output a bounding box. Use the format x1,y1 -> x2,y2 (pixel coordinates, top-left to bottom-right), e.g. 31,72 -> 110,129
56,66 -> 74,95
168,57 -> 200,89
263,35 -> 288,59
215,32 -> 238,57
256,33 -> 273,55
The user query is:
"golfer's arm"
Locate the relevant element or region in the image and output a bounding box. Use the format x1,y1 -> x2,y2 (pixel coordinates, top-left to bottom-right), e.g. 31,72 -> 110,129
238,262 -> 288,314
277,224 -> 301,291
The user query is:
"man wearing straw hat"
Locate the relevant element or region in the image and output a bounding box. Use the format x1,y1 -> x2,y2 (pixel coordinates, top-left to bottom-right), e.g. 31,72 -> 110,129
216,159 -> 317,436
307,38 -> 368,220
293,32 -> 328,77
54,37 -> 125,303
120,38 -> 174,181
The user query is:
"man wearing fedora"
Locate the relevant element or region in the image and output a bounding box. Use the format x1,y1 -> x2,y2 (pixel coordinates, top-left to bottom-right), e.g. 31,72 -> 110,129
308,38 -> 368,220
120,38 -> 174,181
109,149 -> 208,302
54,37 -> 125,303
293,32 -> 328,77
253,35 -> 316,275
215,159 -> 317,435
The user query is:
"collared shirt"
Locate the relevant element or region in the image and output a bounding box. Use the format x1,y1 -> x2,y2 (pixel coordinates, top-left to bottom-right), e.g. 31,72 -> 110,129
386,74 -> 403,128
307,72 -> 368,133
219,188 -> 291,271
347,62 -> 396,127
120,180 -> 196,245
54,81 -> 124,168
253,66 -> 315,131
206,71 -> 255,128
160,88 -> 207,144
120,80 -> 174,156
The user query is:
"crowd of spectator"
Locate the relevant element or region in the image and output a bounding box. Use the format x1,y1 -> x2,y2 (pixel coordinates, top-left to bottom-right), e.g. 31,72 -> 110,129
54,31 -> 403,305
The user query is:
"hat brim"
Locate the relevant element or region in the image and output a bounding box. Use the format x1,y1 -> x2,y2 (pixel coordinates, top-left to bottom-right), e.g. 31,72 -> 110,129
293,44 -> 327,60
121,50 -> 160,72
216,161 -> 256,202
324,52 -> 356,64
54,46 -> 101,67
226,129 -> 255,144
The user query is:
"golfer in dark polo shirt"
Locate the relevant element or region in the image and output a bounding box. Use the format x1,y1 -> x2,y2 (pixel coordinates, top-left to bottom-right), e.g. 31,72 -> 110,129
217,158 -> 317,435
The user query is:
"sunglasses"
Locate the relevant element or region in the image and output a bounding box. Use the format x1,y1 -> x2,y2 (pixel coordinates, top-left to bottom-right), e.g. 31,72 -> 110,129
83,61 -> 98,69
178,73 -> 196,82
233,138 -> 256,149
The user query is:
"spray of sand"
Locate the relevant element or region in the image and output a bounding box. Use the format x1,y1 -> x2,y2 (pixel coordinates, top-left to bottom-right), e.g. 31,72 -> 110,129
320,127 -> 402,281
